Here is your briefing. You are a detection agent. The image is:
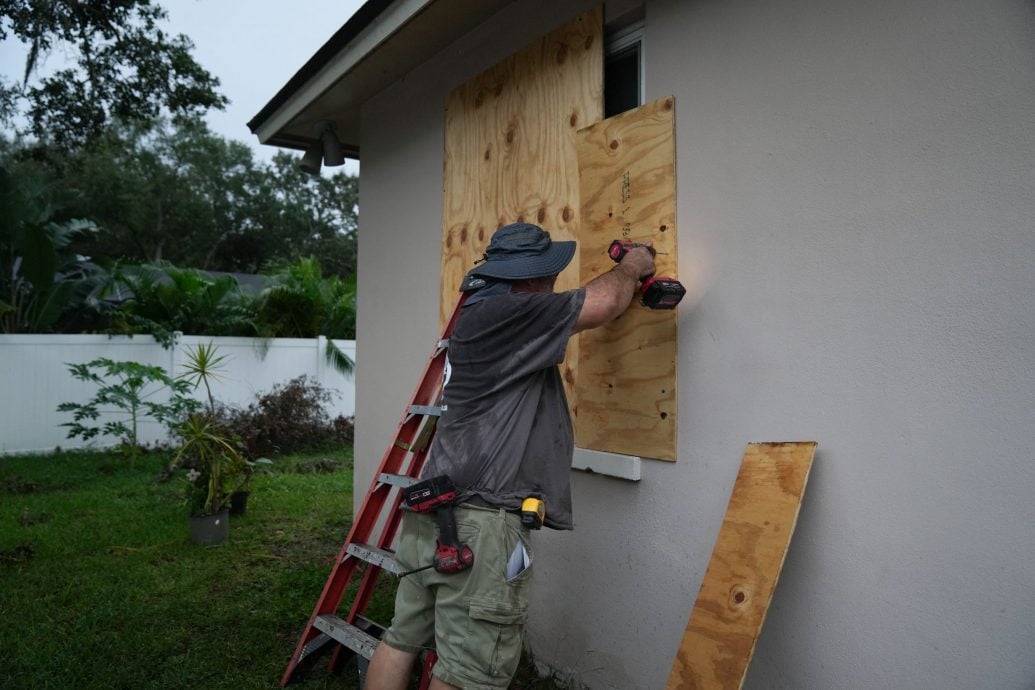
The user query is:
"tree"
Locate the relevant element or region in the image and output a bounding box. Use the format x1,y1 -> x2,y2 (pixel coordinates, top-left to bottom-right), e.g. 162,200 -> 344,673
58,122 -> 358,277
0,160 -> 102,333
65,118 -> 258,268
0,0 -> 227,148
217,151 -> 358,277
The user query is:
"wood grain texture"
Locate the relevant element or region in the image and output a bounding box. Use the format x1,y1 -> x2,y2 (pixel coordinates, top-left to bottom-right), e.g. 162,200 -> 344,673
574,96 -> 678,460
667,442 -> 817,690
440,9 -> 603,304
441,7 -> 604,410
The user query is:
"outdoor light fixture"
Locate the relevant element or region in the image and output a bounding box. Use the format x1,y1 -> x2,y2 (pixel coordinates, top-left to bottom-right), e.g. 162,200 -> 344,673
298,121 -> 346,174
299,139 -> 323,174
320,124 -> 346,167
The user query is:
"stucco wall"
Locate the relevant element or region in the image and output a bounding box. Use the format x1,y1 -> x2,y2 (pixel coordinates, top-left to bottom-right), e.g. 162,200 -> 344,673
357,0 -> 1035,687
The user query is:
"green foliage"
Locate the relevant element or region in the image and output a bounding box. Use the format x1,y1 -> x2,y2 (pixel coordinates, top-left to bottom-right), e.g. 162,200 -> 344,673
0,448 -> 370,689
103,263 -> 257,346
228,150 -> 359,277
178,341 -> 229,415
0,0 -> 227,148
170,342 -> 243,516
56,358 -> 200,465
57,121 -> 358,275
256,257 -> 356,374
173,413 -> 242,516
0,162 -> 102,332
62,119 -> 262,268
236,456 -> 274,493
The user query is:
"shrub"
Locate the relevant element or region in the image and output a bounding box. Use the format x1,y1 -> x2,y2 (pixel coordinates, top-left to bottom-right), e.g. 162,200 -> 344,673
216,376 -> 353,458
57,358 -> 200,465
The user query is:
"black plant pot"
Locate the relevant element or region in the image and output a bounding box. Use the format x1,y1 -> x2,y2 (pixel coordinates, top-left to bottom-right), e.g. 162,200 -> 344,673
229,491 -> 250,516
190,509 -> 230,545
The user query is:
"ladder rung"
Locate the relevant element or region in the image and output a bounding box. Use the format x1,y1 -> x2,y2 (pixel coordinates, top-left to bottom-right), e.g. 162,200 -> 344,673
377,473 -> 417,488
409,404 -> 443,417
346,543 -> 404,575
313,615 -> 379,660
297,631 -> 334,663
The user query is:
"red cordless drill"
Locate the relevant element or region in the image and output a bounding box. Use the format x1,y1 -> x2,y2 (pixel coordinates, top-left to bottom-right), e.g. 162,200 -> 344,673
607,239 -> 686,310
403,475 -> 474,575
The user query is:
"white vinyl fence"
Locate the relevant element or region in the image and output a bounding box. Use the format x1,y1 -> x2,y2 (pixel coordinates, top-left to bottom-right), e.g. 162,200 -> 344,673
0,333 -> 356,456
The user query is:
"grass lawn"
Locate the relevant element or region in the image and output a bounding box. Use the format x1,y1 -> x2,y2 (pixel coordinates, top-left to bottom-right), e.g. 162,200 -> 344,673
0,448 -> 562,689
0,447 -> 387,689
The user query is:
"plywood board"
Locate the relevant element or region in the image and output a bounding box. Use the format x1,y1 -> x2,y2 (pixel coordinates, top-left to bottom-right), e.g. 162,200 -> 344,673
667,442 -> 817,690
441,7 -> 603,410
574,96 -> 678,461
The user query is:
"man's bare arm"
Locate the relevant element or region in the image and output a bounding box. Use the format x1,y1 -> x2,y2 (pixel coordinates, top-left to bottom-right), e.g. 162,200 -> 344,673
572,247 -> 655,333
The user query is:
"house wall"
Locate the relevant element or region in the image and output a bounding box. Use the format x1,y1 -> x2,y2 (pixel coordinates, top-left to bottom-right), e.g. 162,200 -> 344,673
355,0 -> 1035,687
0,334 -> 356,455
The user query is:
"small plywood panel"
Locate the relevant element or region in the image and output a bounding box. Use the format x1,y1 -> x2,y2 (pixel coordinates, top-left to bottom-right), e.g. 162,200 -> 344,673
575,96 -> 678,461
667,442 -> 817,690
441,7 -> 604,409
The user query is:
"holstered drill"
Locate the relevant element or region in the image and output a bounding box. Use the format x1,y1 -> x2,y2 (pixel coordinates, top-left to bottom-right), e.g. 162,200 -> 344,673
403,475 -> 474,574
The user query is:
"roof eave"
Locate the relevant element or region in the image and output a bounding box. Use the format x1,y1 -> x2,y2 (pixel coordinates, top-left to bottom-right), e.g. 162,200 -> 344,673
248,0 -> 512,157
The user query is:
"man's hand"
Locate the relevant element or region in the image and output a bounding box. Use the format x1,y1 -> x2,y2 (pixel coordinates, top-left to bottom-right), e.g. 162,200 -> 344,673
573,244 -> 658,334
620,245 -> 656,281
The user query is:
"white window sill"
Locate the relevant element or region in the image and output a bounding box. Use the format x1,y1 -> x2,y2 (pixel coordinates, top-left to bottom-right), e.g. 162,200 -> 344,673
571,447 -> 641,481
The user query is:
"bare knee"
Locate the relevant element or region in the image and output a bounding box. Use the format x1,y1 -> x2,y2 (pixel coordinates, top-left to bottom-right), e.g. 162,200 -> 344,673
428,676 -> 460,690
365,642 -> 418,690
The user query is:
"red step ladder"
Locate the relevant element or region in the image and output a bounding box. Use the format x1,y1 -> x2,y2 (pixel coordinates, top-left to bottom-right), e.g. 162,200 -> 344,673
280,287 -> 474,687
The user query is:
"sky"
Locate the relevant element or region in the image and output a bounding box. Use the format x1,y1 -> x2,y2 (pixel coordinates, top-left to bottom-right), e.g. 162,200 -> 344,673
1,0 -> 365,173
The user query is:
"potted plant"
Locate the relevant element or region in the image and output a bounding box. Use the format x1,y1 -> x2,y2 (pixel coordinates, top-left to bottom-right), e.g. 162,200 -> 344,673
228,456 -> 273,516
175,413 -> 242,545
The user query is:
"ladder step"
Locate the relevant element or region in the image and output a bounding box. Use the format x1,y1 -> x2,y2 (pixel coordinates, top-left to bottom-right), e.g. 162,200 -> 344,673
313,614 -> 379,660
346,543 -> 405,575
409,404 -> 443,417
378,472 -> 417,488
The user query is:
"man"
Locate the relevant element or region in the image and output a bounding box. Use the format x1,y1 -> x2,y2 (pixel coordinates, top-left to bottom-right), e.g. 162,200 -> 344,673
366,222 -> 655,690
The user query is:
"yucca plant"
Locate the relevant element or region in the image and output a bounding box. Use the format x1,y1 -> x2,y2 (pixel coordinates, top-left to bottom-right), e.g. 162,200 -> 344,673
174,413 -> 243,516
178,341 -> 229,416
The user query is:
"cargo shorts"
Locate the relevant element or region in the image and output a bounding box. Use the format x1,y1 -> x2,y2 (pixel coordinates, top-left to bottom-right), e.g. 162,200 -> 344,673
381,503 -> 534,689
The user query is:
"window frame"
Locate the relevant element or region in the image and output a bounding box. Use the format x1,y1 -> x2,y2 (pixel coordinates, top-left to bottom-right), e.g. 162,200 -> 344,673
604,21 -> 645,117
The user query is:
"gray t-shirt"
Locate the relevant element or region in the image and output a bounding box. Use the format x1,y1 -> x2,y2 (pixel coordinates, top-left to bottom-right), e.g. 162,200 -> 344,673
422,288 -> 586,530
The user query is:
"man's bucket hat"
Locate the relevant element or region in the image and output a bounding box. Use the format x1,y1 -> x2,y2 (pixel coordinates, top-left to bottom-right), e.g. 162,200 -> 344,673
466,222 -> 576,281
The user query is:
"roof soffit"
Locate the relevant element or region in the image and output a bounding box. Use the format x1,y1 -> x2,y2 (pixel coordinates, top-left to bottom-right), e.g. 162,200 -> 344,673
251,0 -> 512,155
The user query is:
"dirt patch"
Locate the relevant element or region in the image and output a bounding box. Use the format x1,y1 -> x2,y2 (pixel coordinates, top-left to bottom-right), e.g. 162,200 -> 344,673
0,542 -> 36,566
288,457 -> 345,474
18,508 -> 50,526
3,474 -> 41,494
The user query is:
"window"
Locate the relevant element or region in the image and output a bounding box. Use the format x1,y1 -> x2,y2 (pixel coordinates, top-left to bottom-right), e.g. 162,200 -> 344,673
604,22 -> 644,118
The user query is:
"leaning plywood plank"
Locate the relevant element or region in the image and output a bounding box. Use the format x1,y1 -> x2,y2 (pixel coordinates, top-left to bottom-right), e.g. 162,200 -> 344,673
575,96 -> 677,461
441,7 -> 603,411
667,442 -> 817,689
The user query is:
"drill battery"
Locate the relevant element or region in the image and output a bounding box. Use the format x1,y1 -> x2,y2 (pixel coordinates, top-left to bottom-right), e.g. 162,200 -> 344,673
404,474 -> 458,513
640,276 -> 686,310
